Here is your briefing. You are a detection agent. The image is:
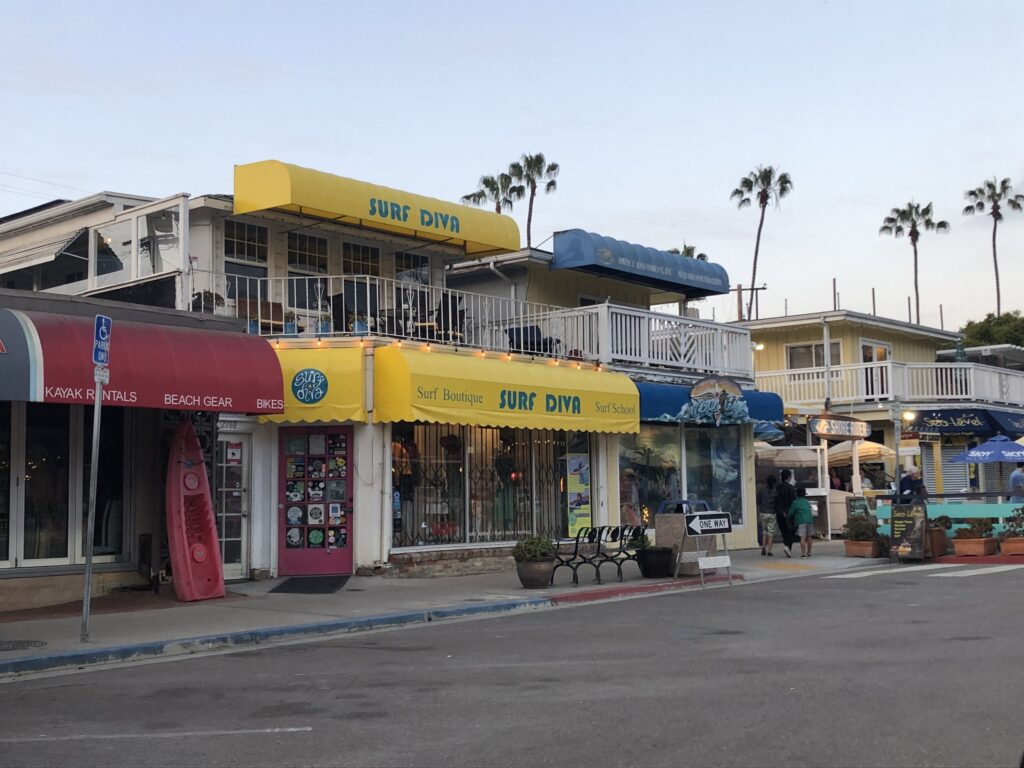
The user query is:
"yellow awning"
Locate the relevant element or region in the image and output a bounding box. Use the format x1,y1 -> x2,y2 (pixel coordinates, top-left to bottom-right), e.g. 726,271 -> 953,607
373,347 -> 639,434
234,160 -> 521,256
262,346 -> 367,424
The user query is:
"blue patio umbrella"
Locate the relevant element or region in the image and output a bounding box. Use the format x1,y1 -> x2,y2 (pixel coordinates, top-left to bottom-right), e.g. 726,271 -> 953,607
950,435 -> 1024,463
753,420 -> 785,442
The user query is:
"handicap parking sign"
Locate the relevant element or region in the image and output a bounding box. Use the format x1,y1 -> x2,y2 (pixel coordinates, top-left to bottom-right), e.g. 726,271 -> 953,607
93,315 -> 112,366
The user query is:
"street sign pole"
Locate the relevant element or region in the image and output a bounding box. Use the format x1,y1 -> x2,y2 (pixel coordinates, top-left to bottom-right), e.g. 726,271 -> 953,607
81,315 -> 112,643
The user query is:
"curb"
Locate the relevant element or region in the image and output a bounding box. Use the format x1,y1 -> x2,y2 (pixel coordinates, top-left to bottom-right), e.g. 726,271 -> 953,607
0,598 -> 553,677
0,577 -> 745,677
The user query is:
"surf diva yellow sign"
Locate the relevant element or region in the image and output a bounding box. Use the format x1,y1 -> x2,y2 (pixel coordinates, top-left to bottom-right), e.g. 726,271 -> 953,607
374,347 -> 639,434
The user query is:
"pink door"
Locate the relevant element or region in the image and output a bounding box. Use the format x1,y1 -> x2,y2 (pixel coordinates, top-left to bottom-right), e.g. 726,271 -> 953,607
278,426 -> 353,576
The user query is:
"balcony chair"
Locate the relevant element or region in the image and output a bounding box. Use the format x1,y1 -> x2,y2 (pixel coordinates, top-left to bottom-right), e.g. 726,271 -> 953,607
505,325 -> 561,355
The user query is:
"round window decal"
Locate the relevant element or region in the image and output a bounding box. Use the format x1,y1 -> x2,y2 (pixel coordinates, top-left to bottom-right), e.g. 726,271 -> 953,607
292,368 -> 328,404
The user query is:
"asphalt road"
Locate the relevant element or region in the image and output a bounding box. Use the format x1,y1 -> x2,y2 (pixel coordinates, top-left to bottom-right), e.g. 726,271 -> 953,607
2,564 -> 1023,768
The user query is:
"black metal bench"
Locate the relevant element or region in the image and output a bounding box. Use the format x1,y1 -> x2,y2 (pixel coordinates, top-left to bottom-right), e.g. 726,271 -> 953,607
551,525 -> 648,585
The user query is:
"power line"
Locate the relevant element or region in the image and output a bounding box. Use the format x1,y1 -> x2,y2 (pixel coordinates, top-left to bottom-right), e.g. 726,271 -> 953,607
0,170 -> 91,194
0,183 -> 56,200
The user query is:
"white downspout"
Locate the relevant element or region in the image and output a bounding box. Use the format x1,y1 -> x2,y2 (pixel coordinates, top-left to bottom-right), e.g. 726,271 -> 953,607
488,262 -> 516,302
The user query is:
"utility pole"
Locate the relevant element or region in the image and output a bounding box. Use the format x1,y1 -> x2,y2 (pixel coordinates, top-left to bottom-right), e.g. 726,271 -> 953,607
940,304 -> 945,330
729,284 -> 768,321
872,288 -> 877,315
832,278 -> 838,311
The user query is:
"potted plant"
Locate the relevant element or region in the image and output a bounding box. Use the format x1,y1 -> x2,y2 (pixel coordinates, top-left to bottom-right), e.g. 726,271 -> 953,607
511,536 -> 555,589
190,290 -> 224,314
283,311 -> 298,336
632,533 -> 674,578
952,518 -> 997,557
842,514 -> 881,558
998,507 -> 1024,556
927,514 -> 952,558
317,312 -> 333,335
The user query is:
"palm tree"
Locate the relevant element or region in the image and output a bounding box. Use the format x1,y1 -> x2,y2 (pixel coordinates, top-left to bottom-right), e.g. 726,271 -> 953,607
461,173 -> 524,215
878,201 -> 949,325
668,243 -> 708,261
962,177 -> 1024,317
730,166 -> 793,320
509,153 -> 559,248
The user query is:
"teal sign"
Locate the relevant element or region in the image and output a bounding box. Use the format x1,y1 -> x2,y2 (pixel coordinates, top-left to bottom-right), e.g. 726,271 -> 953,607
292,368 -> 328,404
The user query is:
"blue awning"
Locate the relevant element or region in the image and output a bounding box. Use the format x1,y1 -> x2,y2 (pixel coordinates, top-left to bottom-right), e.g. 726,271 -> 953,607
635,382 -> 783,423
985,409 -> 1024,438
915,408 -> 996,436
551,230 -> 729,297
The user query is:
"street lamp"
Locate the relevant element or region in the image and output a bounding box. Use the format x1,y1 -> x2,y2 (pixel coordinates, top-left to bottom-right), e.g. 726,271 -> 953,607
892,405 -> 916,499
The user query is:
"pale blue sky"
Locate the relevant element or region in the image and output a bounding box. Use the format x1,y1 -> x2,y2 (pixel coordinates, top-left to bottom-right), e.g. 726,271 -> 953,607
2,0 -> 1022,329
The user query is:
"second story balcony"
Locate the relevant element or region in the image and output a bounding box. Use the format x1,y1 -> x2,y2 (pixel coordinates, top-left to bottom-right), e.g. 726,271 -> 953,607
189,270 -> 754,379
756,361 -> 1024,408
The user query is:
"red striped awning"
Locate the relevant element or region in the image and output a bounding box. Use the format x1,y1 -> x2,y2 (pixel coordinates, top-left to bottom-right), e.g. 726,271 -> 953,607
0,308 -> 284,414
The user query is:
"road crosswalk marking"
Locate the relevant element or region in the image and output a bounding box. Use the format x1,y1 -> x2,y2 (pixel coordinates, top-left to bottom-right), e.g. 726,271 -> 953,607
929,564 -> 1024,578
823,564 -> 963,579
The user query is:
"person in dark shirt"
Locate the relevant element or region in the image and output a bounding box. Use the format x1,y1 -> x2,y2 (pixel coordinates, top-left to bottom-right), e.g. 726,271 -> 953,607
899,466 -> 920,498
774,469 -> 798,557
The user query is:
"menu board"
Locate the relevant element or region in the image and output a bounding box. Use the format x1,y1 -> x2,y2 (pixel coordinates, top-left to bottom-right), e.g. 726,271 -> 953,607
846,497 -> 871,519
282,430 -> 350,550
891,503 -> 927,561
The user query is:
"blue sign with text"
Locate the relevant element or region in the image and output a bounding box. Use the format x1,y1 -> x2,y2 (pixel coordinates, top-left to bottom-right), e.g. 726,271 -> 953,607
93,315 -> 112,366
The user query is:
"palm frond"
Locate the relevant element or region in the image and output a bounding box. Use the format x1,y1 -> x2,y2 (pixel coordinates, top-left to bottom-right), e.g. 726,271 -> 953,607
544,180 -> 557,194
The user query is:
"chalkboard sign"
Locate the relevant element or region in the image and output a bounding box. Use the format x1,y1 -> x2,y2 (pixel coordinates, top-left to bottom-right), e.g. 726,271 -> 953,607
891,503 -> 928,561
846,497 -> 871,518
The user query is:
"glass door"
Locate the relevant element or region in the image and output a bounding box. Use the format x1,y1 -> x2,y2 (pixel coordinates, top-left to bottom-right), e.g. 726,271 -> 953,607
22,403 -> 72,564
861,340 -> 892,399
0,403 -> 11,566
215,434 -> 250,580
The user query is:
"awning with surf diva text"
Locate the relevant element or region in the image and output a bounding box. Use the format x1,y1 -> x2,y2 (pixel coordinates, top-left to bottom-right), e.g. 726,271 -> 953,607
373,346 -> 639,433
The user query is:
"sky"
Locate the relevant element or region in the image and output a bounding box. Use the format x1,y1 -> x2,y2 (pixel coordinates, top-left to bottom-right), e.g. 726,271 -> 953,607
2,0 -> 1022,330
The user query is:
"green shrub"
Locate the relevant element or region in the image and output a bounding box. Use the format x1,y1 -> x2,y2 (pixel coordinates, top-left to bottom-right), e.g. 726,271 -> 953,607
843,514 -> 877,542
930,515 -> 952,531
954,518 -> 994,540
511,536 -> 555,562
999,507 -> 1024,540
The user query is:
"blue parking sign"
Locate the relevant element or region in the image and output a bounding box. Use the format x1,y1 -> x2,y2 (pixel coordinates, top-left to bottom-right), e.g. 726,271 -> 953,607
93,315 -> 112,366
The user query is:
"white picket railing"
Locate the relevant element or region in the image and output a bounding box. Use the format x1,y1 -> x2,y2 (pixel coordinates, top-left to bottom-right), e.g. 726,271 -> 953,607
756,361 -> 1024,407
186,269 -> 754,377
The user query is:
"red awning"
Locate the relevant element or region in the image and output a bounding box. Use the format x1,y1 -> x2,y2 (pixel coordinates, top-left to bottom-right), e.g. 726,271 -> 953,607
0,308 -> 284,414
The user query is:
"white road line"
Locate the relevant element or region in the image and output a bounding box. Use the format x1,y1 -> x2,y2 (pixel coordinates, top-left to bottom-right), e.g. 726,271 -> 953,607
0,727 -> 313,743
823,564 -> 964,579
929,564 -> 1024,578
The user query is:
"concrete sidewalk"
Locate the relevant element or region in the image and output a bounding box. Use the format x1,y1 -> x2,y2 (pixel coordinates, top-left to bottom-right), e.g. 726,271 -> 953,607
0,541 -> 885,677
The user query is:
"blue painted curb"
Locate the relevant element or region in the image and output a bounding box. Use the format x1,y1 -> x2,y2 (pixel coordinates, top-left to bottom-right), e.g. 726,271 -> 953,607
0,597 -> 553,676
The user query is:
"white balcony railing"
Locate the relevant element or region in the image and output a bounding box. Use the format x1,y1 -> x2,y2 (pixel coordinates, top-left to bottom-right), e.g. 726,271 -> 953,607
755,361 -> 1024,407
187,270 -> 754,377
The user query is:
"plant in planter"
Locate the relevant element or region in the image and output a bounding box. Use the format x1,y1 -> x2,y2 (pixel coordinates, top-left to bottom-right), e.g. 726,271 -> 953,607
511,536 -> 555,589
842,514 -> 881,558
952,518 -> 997,557
631,533 -> 674,578
998,507 -> 1024,556
317,313 -> 333,334
283,311 -> 298,336
190,290 -> 224,313
927,514 -> 952,558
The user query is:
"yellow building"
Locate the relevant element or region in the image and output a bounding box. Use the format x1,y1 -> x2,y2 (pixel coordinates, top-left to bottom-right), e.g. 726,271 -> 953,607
742,310 -> 1024,498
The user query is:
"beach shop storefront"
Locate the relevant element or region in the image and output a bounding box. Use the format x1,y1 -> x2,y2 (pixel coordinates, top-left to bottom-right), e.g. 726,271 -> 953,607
373,346 -> 639,566
0,302 -> 284,610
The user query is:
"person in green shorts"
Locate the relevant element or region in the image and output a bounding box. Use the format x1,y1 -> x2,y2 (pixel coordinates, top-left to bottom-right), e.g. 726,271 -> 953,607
788,486 -> 815,558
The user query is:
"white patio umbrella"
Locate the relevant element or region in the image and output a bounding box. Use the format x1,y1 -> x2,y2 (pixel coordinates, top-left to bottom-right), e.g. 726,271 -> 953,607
754,442 -> 821,468
827,440 -> 895,466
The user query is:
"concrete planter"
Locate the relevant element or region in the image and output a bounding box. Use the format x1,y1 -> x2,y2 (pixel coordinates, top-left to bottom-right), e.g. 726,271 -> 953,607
515,559 -> 554,589
636,547 -> 674,578
952,538 -> 998,557
999,538 -> 1024,556
844,540 -> 881,558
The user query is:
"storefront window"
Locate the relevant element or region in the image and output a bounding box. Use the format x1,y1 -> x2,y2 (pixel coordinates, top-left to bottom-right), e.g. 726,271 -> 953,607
24,404 -> 70,560
390,424 -> 592,547
0,402 -> 9,561
685,425 -> 744,526
138,205 -> 183,277
81,407 -> 125,557
619,425 -> 682,526
94,220 -> 132,288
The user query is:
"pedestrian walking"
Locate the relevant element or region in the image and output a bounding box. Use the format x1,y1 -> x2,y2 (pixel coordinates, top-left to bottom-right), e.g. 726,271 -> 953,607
774,469 -> 798,557
757,475 -> 778,556
788,486 -> 815,558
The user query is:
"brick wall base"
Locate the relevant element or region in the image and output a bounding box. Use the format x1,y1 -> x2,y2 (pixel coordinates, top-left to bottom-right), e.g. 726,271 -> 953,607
383,547 -> 516,577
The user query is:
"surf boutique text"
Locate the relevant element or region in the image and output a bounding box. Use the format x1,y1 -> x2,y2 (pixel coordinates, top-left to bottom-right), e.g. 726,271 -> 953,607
499,389 -> 581,414
369,198 -> 460,235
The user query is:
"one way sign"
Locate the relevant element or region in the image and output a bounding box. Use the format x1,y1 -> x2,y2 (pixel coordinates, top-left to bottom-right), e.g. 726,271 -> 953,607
685,512 -> 733,536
